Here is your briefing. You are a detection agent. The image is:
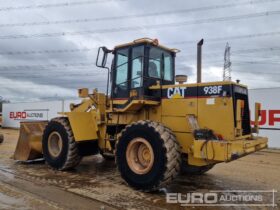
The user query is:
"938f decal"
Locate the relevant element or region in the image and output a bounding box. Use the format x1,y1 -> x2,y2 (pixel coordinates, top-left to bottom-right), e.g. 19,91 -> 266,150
203,86 -> 223,95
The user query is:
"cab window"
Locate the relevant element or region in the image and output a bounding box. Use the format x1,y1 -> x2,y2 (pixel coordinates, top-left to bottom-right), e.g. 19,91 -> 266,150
114,48 -> 129,97
148,47 -> 161,79
164,53 -> 173,81
148,47 -> 174,81
131,46 -> 144,88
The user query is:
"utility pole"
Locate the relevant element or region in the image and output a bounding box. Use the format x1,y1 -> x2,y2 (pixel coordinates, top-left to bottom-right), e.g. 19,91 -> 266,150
223,42 -> 232,81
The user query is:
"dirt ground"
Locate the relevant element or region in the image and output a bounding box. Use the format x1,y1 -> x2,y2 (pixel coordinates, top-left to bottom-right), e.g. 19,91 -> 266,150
0,128 -> 279,210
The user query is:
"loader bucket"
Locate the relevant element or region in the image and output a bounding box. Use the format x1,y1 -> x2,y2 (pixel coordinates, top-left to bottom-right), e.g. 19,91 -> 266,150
14,121 -> 48,161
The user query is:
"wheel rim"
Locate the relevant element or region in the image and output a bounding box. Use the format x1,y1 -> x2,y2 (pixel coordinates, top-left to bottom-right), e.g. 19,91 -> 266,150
126,138 -> 154,175
48,131 -> 63,158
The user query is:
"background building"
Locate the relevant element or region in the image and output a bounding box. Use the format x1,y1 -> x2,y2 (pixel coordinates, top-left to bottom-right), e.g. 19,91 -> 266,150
2,99 -> 79,128
249,87 -> 280,148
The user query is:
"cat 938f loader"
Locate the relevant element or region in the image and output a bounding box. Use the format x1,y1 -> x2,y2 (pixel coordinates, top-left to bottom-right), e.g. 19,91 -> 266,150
14,38 -> 268,191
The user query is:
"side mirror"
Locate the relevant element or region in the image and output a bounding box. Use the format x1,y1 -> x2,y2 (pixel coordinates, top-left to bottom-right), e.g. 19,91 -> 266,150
96,46 -> 111,68
175,75 -> 188,84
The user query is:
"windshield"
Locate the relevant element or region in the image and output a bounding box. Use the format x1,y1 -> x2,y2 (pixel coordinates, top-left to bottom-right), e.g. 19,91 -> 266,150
148,47 -> 174,81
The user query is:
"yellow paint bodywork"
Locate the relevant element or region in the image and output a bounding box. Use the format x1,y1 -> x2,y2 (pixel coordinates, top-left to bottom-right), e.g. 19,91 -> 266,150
197,96 -> 235,140
51,81 -> 267,167
161,98 -> 197,155
65,111 -> 99,141
60,92 -> 112,151
14,121 -> 48,161
106,81 -> 267,166
113,100 -> 159,112
193,136 -> 268,162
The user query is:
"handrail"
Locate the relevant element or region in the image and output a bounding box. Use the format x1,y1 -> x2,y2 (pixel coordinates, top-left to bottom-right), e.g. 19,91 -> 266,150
95,46 -> 112,106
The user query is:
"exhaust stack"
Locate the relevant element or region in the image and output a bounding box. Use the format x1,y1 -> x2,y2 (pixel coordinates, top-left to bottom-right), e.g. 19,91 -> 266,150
197,39 -> 204,83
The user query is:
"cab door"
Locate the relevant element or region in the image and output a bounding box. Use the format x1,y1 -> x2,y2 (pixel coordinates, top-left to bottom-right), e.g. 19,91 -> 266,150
130,45 -> 145,99
112,45 -> 145,100
112,47 -> 129,99
143,46 -> 175,99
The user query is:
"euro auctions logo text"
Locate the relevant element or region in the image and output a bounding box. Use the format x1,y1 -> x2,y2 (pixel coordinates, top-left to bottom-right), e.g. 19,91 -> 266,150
252,110 -> 280,126
10,111 -> 44,120
166,190 -> 277,207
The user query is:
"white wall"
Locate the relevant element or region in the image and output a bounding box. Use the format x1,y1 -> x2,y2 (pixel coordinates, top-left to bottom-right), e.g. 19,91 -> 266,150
2,99 -> 80,128
249,88 -> 280,148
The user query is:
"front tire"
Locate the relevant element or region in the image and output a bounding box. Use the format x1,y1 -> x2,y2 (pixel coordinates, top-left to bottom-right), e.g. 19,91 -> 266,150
116,120 -> 181,191
42,117 -> 82,170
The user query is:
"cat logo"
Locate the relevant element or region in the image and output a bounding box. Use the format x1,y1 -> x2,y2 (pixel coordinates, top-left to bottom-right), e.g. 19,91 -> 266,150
167,87 -> 187,99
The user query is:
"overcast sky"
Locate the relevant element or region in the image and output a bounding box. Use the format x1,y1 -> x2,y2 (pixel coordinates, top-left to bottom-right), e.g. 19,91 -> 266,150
0,0 -> 279,102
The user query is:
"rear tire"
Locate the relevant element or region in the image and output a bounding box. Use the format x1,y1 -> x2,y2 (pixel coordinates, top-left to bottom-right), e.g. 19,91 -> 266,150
42,117 -> 82,170
116,120 -> 181,191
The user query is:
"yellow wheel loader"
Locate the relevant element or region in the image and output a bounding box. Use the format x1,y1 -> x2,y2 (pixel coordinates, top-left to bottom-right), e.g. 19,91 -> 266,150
14,38 -> 268,191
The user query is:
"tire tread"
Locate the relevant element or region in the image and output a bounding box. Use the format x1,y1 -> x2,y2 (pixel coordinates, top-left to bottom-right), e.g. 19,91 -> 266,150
46,117 -> 81,170
116,120 -> 181,191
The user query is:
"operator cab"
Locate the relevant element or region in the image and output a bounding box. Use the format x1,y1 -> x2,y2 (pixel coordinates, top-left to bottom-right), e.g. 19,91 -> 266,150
96,38 -> 179,102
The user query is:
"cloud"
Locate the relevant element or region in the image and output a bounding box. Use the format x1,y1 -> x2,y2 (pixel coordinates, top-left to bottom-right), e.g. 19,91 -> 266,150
0,0 -> 280,101
0,76 -> 77,102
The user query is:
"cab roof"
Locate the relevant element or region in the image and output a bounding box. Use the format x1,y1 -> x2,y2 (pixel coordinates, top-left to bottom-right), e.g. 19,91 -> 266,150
114,38 -> 180,54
